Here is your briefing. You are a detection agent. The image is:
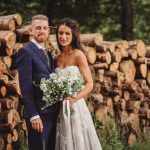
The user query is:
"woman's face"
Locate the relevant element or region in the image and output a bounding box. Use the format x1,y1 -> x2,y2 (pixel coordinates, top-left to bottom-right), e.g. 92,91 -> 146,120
58,25 -> 73,47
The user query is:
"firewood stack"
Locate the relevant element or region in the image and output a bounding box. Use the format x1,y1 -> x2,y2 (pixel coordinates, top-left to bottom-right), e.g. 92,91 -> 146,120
47,34 -> 150,144
84,39 -> 150,145
1,13 -> 150,148
0,14 -> 28,150
47,33 -> 150,145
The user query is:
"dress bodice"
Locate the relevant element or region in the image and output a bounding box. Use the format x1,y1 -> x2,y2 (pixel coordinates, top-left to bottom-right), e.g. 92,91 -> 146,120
55,66 -> 81,76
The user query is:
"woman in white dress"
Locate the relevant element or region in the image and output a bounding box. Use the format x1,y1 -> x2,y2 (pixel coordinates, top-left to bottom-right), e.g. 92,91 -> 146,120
55,18 -> 102,150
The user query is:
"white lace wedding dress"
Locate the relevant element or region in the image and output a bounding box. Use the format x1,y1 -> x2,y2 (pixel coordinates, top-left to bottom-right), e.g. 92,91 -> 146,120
55,66 -> 102,150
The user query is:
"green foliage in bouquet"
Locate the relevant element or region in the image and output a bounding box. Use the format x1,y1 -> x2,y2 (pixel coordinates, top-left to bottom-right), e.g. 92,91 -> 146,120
39,72 -> 84,109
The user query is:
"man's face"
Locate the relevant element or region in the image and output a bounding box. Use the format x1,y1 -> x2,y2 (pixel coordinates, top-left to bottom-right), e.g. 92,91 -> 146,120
29,19 -> 50,43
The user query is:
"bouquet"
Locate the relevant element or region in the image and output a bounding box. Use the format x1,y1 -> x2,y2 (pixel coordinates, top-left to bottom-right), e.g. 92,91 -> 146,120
39,72 -> 84,109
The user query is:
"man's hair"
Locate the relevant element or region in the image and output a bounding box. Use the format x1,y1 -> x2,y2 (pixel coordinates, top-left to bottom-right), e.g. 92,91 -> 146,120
31,15 -> 48,24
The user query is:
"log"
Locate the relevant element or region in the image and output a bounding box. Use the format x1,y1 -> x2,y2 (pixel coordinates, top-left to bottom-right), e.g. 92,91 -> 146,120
49,33 -> 103,49
22,120 -> 27,131
123,91 -> 130,101
106,97 -> 114,117
95,106 -> 112,126
97,69 -> 104,83
100,41 -> 115,52
143,127 -> 150,139
16,25 -> 30,42
135,79 -> 147,89
120,110 -> 128,124
92,63 -> 108,69
0,98 -> 14,109
9,70 -> 19,80
0,124 -> 13,132
7,80 -> 21,95
0,86 -> 7,97
115,40 -> 129,50
6,143 -> 13,150
93,82 -> 101,93
0,136 -> 5,150
3,133 -> 12,144
86,101 -> 94,114
130,92 -> 144,101
80,33 -> 103,46
135,63 -> 147,78
90,93 -> 103,103
9,96 -> 19,109
111,50 -> 122,62
109,62 -> 119,72
0,60 -> 7,74
0,17 -> 15,31
134,57 -> 147,64
0,109 -> 20,128
96,51 -> 111,64
81,45 -> 96,64
145,46 -> 150,57
128,49 -> 137,60
119,60 -> 136,82
3,14 -> 22,25
11,129 -> 18,142
117,46 -> 128,58
0,31 -> 16,48
146,70 -> 150,85
128,40 -> 146,57
129,112 -> 141,136
12,42 -> 23,54
128,133 -> 137,146
0,74 -> 9,84
0,56 -> 12,68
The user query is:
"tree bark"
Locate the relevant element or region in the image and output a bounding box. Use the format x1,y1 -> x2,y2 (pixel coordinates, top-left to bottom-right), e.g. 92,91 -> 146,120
120,0 -> 134,40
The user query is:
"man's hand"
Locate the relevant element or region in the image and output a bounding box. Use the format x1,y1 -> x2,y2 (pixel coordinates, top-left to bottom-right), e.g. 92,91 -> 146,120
31,118 -> 43,132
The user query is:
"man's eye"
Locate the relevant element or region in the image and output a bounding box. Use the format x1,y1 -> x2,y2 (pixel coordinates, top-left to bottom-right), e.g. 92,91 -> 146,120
36,26 -> 41,30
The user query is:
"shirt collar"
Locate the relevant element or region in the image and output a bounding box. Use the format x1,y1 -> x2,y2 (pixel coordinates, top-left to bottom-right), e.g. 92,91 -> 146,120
31,38 -> 45,50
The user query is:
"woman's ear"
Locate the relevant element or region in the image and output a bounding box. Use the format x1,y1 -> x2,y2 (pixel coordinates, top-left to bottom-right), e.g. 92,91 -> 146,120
48,27 -> 51,34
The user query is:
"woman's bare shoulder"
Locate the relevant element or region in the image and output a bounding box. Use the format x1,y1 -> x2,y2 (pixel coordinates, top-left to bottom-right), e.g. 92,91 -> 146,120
75,49 -> 85,58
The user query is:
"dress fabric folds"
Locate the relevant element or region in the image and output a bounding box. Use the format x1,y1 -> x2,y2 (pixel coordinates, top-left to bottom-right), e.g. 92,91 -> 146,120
55,66 -> 102,150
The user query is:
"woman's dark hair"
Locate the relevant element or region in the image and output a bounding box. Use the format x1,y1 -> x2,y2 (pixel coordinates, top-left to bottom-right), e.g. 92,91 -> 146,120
56,18 -> 82,51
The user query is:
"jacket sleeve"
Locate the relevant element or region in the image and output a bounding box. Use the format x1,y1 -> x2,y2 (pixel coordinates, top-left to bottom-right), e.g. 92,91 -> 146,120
16,48 -> 39,119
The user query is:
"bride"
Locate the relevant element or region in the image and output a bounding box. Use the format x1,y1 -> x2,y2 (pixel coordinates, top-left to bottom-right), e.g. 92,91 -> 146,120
54,18 -> 102,150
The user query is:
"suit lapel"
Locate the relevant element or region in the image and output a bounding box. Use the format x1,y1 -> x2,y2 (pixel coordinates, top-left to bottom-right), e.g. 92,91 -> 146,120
28,42 -> 51,72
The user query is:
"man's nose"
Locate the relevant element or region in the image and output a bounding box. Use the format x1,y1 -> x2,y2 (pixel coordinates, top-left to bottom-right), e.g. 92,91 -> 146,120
40,27 -> 46,32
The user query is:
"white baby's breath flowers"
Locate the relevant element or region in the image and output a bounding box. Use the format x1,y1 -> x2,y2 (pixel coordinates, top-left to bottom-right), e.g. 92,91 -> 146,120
39,72 -> 84,109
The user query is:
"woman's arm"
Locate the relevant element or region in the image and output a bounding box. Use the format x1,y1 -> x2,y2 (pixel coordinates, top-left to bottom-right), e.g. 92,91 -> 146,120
68,50 -> 93,104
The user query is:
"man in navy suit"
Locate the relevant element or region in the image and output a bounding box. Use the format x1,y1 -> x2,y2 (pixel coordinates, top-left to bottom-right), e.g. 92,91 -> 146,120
16,15 -> 59,150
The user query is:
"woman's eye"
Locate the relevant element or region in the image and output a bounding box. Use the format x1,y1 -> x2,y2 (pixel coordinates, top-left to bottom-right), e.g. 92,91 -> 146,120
66,32 -> 70,35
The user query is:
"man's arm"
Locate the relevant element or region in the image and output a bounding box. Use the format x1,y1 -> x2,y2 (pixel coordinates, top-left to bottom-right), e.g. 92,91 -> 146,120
16,47 -> 39,119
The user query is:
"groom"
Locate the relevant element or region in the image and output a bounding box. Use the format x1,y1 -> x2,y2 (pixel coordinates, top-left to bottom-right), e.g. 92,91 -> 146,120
16,15 -> 59,150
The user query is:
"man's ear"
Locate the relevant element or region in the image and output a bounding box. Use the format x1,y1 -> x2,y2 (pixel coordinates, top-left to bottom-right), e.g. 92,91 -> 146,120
28,26 -> 33,36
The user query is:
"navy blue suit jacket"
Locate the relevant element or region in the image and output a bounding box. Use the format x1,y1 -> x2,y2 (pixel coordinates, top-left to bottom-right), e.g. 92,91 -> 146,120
16,41 -> 59,119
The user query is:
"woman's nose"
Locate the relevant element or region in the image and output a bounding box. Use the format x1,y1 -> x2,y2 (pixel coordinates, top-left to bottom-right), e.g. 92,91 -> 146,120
62,33 -> 66,39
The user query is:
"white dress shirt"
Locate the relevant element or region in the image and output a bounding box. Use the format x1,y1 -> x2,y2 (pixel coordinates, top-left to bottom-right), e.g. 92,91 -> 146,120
30,39 -> 46,122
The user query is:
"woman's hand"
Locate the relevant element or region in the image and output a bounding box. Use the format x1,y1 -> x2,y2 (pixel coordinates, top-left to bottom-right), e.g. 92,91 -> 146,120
66,97 -> 77,105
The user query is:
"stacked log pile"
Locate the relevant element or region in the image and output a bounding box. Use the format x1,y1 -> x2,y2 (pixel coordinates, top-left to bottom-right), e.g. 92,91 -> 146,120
0,14 -> 27,150
83,39 -> 150,145
48,34 -> 150,145
0,13 -> 150,149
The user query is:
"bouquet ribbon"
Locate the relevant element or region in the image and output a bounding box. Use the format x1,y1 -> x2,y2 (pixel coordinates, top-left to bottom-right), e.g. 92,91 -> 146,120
63,100 -> 70,117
